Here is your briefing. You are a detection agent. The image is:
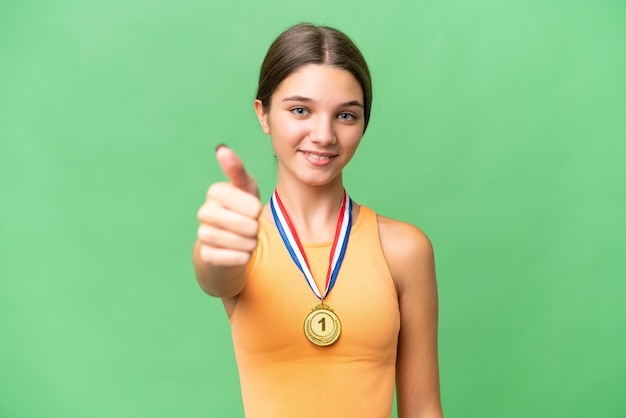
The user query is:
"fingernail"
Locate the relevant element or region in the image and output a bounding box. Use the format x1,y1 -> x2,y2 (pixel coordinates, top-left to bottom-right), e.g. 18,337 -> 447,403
215,143 -> 228,152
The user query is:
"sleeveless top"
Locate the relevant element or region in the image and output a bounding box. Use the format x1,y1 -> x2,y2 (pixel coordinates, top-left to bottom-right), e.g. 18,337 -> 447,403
230,206 -> 400,418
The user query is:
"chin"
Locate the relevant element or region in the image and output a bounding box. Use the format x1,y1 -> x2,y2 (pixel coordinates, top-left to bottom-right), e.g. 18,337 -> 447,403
298,173 -> 341,188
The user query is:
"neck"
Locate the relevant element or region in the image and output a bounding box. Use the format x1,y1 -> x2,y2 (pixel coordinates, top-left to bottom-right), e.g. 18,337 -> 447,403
272,178 -> 346,242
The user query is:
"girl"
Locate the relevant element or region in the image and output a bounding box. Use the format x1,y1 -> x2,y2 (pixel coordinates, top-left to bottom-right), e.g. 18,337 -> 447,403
193,23 -> 442,418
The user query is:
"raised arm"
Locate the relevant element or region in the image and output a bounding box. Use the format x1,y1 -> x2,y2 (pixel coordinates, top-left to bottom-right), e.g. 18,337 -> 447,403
378,217 -> 443,418
193,145 -> 262,298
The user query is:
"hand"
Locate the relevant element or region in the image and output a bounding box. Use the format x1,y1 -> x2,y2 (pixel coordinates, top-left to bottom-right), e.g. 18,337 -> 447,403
196,145 -> 262,267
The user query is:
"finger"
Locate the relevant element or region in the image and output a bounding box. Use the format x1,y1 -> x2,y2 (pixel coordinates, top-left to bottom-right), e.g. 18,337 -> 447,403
197,224 -> 258,252
198,245 -> 252,267
206,182 -> 262,219
198,201 -> 260,237
216,145 -> 259,197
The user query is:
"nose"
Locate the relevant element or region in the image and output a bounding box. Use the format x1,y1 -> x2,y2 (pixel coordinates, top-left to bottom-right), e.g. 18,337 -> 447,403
310,115 -> 336,145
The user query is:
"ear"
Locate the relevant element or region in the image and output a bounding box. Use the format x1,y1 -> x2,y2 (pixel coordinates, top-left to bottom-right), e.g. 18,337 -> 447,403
254,99 -> 271,134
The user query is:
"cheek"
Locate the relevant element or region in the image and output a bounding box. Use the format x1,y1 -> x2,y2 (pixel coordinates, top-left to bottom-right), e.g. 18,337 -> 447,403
345,139 -> 362,158
338,126 -> 363,149
270,118 -> 308,144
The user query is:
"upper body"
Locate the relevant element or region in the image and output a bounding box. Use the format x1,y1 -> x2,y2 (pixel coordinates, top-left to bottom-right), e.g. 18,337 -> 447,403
229,205 -> 405,417
192,23 -> 442,417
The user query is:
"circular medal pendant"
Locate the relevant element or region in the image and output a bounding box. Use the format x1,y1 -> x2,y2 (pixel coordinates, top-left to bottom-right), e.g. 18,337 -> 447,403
304,304 -> 341,346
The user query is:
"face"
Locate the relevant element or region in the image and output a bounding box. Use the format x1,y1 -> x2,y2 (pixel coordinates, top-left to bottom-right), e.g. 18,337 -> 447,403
254,64 -> 365,188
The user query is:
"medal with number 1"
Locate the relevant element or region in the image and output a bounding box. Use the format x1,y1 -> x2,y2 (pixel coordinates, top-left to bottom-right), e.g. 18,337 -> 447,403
270,190 -> 352,347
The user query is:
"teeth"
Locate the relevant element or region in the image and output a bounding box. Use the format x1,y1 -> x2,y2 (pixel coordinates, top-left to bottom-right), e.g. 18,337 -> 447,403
303,151 -> 333,160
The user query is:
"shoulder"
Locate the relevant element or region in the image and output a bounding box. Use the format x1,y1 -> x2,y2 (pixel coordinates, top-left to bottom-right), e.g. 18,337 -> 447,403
376,214 -> 442,415
377,214 -> 434,265
376,214 -> 435,294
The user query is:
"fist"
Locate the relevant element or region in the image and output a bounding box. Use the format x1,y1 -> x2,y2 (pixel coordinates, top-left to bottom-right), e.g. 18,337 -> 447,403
196,146 -> 262,266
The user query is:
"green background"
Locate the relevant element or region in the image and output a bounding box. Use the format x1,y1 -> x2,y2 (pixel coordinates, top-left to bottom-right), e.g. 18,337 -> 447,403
1,0 -> 625,417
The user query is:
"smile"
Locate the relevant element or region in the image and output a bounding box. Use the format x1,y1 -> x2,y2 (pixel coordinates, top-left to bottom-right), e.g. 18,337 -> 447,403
300,151 -> 337,161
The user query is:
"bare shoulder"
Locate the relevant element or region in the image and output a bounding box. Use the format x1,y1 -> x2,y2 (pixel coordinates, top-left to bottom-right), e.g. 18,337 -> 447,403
378,215 -> 442,415
377,215 -> 433,257
377,215 -> 435,292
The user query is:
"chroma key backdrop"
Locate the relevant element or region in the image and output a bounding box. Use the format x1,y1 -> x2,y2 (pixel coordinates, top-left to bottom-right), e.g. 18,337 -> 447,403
1,0 -> 624,417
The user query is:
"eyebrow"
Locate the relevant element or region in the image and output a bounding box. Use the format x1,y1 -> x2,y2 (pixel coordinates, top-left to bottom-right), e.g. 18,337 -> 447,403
282,95 -> 364,108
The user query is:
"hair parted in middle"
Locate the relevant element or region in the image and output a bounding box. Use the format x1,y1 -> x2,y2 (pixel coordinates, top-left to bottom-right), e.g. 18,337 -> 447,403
256,23 -> 373,132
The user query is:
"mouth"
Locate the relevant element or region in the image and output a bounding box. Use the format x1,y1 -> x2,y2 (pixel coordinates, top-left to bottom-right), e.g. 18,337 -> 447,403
300,151 -> 337,161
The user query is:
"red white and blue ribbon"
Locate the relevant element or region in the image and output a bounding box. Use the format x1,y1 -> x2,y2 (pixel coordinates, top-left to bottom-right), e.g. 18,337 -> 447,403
270,190 -> 353,301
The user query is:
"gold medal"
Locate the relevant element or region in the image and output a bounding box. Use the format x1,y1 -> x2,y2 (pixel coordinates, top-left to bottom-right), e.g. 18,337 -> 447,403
304,304 -> 341,346
271,190 -> 352,347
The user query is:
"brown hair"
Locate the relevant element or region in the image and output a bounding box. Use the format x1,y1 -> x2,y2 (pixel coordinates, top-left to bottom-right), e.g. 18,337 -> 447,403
256,23 -> 373,132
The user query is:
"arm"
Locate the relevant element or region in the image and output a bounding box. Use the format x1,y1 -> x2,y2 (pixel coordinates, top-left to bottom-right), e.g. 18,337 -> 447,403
378,217 -> 443,418
193,146 -> 262,298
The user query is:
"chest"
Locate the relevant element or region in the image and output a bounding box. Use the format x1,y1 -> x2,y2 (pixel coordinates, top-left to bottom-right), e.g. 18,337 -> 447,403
231,231 -> 400,359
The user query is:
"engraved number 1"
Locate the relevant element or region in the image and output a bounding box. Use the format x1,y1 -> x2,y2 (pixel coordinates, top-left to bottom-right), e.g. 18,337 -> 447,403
318,317 -> 326,332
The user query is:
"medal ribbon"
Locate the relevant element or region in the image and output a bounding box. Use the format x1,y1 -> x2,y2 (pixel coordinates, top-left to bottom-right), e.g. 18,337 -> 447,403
270,190 -> 352,301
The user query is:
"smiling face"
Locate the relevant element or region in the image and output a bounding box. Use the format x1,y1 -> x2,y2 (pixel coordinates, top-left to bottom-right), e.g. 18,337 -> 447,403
255,64 -> 365,189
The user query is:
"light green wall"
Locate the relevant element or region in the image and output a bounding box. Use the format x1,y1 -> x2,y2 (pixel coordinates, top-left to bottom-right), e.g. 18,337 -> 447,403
1,1 -> 625,417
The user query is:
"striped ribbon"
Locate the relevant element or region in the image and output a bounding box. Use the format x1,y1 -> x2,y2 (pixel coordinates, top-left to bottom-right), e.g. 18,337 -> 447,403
270,190 -> 352,301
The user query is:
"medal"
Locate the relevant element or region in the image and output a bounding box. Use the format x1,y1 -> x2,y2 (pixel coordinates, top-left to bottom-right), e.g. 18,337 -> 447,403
304,304 -> 341,346
270,190 -> 353,347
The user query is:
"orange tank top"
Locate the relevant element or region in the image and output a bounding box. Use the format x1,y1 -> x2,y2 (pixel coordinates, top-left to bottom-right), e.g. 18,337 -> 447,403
230,206 -> 400,417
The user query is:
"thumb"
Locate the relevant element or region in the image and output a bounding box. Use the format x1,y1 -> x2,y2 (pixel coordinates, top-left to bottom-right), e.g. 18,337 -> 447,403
215,145 -> 259,197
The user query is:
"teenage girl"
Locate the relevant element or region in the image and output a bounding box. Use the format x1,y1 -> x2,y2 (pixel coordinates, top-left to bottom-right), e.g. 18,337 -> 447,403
193,23 -> 442,418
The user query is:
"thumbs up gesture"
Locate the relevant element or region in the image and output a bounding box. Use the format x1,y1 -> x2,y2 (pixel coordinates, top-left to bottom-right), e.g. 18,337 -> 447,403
196,146 -> 262,269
